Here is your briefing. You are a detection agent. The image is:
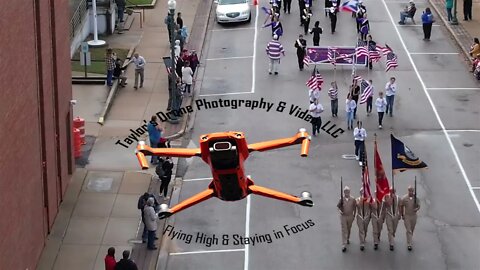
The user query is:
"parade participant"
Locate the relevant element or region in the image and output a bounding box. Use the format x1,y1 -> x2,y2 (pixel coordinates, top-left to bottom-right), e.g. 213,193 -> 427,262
266,34 -> 285,75
295,34 -> 307,70
309,87 -> 321,104
359,15 -> 370,41
345,93 -> 356,130
375,91 -> 387,129
329,4 -> 339,34
350,80 -> 360,119
353,121 -> 367,165
385,77 -> 397,117
328,81 -> 338,117
370,192 -> 384,250
337,186 -> 357,252
366,34 -> 377,70
366,79 -> 374,116
298,0 -> 306,25
356,188 -> 371,251
301,5 -> 312,35
325,0 -> 332,17
263,15 -> 284,38
309,21 -> 323,46
309,98 -> 324,136
400,186 -> 420,251
283,0 -> 292,14
421,7 -> 434,41
382,188 -> 401,250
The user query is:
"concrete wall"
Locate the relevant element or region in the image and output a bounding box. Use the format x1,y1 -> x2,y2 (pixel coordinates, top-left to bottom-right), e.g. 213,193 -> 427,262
0,0 -> 73,269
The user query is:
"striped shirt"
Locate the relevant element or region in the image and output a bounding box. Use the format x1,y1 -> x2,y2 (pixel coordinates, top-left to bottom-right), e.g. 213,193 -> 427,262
266,40 -> 285,60
328,87 -> 338,100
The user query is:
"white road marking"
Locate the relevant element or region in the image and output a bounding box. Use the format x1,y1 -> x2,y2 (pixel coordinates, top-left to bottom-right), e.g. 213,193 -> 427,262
183,177 -> 213,182
472,187 -> 480,190
446,130 -> 480,132
251,5 -> 259,94
211,27 -> 255,32
244,195 -> 251,270
410,52 -> 459,55
397,24 -> 442,27
205,56 -> 254,61
381,0 -> 480,214
426,87 -> 480,90
170,248 -> 245,255
198,91 -> 253,97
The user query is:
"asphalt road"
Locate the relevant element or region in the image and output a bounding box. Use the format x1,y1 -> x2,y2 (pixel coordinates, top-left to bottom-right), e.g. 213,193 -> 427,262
159,0 -> 480,269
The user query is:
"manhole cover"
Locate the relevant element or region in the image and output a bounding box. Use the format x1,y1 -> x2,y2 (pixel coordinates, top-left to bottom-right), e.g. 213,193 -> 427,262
87,177 -> 113,191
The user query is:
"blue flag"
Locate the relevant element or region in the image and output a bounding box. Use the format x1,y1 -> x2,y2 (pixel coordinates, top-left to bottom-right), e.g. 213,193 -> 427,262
391,134 -> 428,172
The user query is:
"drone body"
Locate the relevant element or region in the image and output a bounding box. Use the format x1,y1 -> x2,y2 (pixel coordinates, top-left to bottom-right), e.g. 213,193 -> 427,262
136,129 -> 313,219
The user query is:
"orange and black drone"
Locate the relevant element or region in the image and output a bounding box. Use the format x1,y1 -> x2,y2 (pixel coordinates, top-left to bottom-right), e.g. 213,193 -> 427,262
135,128 -> 314,219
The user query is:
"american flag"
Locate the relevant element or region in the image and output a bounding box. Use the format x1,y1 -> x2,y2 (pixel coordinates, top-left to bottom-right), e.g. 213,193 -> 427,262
306,67 -> 324,90
359,79 -> 373,104
328,47 -> 338,66
386,51 -> 398,72
356,40 -> 368,58
368,42 -> 382,63
353,75 -> 362,82
381,44 -> 393,56
362,159 -> 373,203
303,54 -> 314,67
340,0 -> 359,13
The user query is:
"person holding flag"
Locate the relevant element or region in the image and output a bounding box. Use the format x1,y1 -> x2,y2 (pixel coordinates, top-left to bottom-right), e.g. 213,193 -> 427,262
337,186 -> 357,252
372,135 -> 390,249
382,188 -> 401,251
370,192 -> 384,250
400,186 -> 420,251
328,81 -> 339,117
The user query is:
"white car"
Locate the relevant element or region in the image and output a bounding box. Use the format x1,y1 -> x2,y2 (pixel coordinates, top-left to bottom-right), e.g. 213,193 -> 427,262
215,0 -> 251,24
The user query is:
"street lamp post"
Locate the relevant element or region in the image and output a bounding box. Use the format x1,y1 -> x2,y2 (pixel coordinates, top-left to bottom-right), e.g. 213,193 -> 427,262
167,0 -> 180,124
451,0 -> 459,25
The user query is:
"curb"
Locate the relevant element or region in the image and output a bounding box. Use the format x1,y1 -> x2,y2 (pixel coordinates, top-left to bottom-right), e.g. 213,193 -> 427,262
428,0 -> 473,64
126,0 -> 158,9
97,45 -> 136,125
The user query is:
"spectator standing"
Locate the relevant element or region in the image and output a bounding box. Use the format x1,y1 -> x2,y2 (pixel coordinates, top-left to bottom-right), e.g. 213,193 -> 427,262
294,34 -> 307,70
174,40 -> 181,58
366,79 -> 374,115
464,0 -> 472,21
105,247 -> 116,270
375,91 -> 387,129
182,61 -> 194,96
353,121 -> 367,164
147,116 -> 163,164
446,0 -> 453,21
116,0 -> 126,23
309,21 -> 323,46
350,80 -> 360,119
421,8 -> 434,40
137,193 -> 150,243
309,98 -> 324,136
115,250 -> 138,270
189,50 -> 200,74
105,48 -> 116,87
144,197 -> 158,250
129,53 -> 146,89
266,34 -> 285,75
328,81 -> 339,117
345,93 -> 356,130
385,77 -> 397,117
176,12 -> 183,29
160,157 -> 174,198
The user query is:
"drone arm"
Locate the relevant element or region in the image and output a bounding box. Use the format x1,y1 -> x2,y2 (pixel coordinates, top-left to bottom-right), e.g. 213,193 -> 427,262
136,142 -> 200,170
159,188 -> 215,219
248,184 -> 313,207
247,129 -> 311,157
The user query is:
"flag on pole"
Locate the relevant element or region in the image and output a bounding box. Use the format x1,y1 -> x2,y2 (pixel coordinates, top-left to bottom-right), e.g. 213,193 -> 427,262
340,0 -> 359,13
374,139 -> 390,201
381,44 -> 393,56
359,79 -> 373,104
306,67 -> 324,90
391,134 -> 428,173
368,42 -> 382,63
386,51 -> 398,72
362,150 -> 373,202
353,75 -> 362,82
328,47 -> 338,66
303,54 -> 314,67
356,40 -> 368,58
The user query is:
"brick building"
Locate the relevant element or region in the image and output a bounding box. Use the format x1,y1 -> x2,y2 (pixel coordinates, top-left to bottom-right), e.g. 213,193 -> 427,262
0,1 -> 73,269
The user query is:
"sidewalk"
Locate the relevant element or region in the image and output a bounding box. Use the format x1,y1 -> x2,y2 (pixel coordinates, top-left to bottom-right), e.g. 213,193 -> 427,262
428,0 -> 480,62
36,0 -> 211,269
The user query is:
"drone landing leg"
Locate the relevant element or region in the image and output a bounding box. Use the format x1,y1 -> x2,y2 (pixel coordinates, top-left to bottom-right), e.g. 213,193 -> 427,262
248,185 -> 313,207
160,188 -> 215,219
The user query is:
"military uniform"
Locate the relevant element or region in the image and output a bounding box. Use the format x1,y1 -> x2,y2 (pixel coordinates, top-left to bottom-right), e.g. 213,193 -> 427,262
400,193 -> 420,249
382,193 -> 400,250
355,197 -> 371,250
337,195 -> 356,250
370,198 -> 384,249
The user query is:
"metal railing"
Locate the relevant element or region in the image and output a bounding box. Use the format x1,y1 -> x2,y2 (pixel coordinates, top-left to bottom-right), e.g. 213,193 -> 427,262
70,0 -> 88,40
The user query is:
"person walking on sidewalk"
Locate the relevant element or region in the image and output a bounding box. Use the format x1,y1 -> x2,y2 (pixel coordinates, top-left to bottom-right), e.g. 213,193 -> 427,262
346,93 -> 356,130
353,121 -> 367,165
266,34 -> 285,75
375,91 -> 387,129
182,61 -> 194,96
144,197 -> 158,250
309,21 -> 323,46
421,8 -> 434,41
328,81 -> 339,117
159,157 -> 174,199
128,53 -> 146,89
464,0 -> 472,21
105,247 -> 116,270
446,0 -> 453,21
385,77 -> 397,117
105,49 -> 116,87
295,34 -> 307,70
115,250 -> 138,270
309,98 -> 324,136
115,0 -> 126,23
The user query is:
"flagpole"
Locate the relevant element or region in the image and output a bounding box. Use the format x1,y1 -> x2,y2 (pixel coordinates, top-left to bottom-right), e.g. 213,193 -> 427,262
414,176 -> 417,208
340,176 -> 344,211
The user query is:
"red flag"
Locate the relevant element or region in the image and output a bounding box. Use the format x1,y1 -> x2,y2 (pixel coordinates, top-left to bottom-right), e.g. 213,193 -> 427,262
374,140 -> 390,201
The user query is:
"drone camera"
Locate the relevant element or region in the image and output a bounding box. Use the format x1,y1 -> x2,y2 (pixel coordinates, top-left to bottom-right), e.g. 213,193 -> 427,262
213,141 -> 232,151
